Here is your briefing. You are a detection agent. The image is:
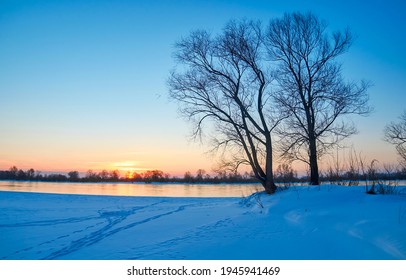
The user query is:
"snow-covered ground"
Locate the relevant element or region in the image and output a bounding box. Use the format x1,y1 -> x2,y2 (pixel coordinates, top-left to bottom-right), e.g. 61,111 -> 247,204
1,185 -> 405,260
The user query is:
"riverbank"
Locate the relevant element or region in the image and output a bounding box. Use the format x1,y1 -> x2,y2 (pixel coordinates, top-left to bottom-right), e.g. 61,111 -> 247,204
1,186 -> 406,259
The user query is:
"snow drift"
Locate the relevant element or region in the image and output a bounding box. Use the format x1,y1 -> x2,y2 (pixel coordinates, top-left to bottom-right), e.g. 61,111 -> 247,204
0,185 -> 405,260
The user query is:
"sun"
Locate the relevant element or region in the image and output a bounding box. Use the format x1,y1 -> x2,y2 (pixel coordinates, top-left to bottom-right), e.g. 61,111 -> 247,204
108,161 -> 150,179
125,172 -> 134,179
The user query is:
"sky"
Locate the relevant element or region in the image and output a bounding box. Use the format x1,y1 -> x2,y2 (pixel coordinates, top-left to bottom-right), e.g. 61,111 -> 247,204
0,0 -> 405,176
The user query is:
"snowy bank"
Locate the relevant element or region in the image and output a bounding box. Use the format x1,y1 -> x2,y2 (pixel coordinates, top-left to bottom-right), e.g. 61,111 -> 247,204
0,186 -> 405,260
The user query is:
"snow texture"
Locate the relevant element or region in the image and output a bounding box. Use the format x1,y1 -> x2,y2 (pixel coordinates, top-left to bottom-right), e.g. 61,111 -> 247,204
1,186 -> 405,260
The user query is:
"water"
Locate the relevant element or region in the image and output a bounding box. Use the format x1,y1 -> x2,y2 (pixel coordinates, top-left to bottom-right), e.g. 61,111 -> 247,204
0,180 -> 261,198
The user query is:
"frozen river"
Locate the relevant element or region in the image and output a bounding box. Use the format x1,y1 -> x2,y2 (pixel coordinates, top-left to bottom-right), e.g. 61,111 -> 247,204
0,180 -> 260,197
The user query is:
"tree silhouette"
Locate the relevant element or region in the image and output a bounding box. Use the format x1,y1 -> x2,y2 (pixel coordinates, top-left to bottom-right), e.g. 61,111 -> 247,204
384,110 -> 406,167
266,12 -> 370,185
169,20 -> 279,193
9,166 -> 18,178
68,171 -> 80,181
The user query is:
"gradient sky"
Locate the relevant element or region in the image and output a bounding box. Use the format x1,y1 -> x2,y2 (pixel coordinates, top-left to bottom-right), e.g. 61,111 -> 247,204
1,0 -> 405,176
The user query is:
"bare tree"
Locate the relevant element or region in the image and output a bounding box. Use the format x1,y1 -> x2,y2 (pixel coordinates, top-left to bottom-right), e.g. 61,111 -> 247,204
68,171 -> 80,181
265,12 -> 370,185
169,20 -> 279,193
384,111 -> 406,166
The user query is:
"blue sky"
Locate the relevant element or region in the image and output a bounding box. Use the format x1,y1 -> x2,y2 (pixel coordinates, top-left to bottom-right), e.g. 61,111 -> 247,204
0,0 -> 405,175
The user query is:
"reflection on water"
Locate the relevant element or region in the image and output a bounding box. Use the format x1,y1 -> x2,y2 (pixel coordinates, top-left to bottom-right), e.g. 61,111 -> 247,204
0,181 -> 261,198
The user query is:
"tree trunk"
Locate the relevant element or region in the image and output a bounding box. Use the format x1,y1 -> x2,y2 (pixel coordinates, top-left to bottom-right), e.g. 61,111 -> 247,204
263,136 -> 277,194
263,178 -> 277,194
308,137 -> 320,185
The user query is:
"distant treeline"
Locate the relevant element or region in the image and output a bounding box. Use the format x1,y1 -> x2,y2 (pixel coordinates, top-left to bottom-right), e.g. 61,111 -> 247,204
0,164 -> 405,185
0,166 -> 259,184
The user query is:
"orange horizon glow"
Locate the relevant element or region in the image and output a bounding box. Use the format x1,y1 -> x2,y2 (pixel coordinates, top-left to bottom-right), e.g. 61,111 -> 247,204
0,142 -> 402,178
0,158 -> 213,177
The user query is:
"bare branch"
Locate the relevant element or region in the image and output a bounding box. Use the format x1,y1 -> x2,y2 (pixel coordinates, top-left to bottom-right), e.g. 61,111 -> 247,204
169,19 -> 279,193
384,111 -> 406,165
266,12 -> 371,185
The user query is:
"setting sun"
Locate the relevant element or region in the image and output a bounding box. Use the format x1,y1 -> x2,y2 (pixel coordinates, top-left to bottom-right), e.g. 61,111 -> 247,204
125,172 -> 134,179
108,161 -> 151,178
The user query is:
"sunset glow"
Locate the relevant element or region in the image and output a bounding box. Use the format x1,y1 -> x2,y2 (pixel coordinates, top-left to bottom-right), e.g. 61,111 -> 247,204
110,161 -> 139,172
0,0 -> 405,177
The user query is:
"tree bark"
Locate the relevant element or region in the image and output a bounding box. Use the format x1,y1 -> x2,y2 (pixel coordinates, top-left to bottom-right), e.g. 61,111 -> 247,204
308,137 -> 320,185
263,136 -> 277,193
263,178 -> 277,194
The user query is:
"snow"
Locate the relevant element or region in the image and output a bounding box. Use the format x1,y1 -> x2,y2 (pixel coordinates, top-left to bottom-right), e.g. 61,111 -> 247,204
0,185 -> 406,260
